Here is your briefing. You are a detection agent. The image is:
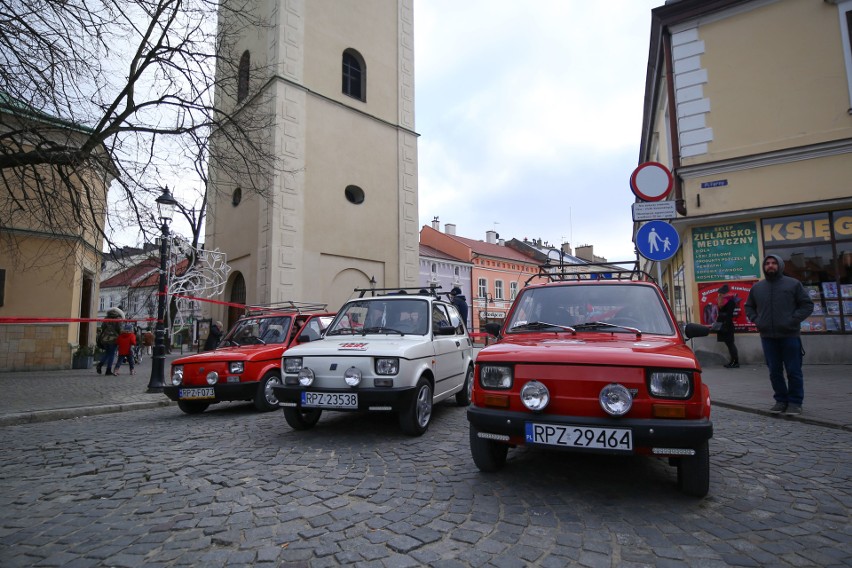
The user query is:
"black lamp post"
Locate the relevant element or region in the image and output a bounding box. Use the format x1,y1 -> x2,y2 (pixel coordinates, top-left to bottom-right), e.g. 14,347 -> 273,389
146,187 -> 178,393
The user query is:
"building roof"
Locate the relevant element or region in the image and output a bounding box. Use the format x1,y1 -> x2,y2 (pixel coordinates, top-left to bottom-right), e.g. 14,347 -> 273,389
441,233 -> 538,264
419,244 -> 468,263
100,258 -> 160,288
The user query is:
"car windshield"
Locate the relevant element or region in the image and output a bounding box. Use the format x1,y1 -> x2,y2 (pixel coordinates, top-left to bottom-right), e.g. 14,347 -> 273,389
505,284 -> 675,335
326,298 -> 430,335
222,316 -> 293,345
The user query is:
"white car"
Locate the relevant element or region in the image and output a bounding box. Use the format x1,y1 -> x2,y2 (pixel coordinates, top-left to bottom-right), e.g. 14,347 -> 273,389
272,288 -> 474,436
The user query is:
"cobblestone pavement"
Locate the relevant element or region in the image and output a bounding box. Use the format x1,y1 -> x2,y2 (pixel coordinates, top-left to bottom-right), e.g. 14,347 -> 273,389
1,401 -> 850,567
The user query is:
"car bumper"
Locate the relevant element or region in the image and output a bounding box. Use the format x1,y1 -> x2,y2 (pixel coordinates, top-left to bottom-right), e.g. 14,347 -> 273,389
272,385 -> 419,412
163,382 -> 259,403
467,405 -> 713,449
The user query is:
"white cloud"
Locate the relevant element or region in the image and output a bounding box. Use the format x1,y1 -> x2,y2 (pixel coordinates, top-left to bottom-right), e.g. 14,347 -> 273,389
414,0 -> 664,261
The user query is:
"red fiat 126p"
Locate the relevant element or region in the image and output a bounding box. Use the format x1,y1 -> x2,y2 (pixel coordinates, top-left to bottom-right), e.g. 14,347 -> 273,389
467,268 -> 713,497
164,302 -> 335,414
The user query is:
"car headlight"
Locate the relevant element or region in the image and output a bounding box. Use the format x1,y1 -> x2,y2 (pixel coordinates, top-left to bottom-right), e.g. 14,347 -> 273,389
648,371 -> 692,399
344,366 -> 362,387
600,383 -> 633,416
375,358 -> 399,375
284,358 -> 302,374
479,365 -> 512,389
229,361 -> 244,374
298,367 -> 315,386
206,371 -> 219,385
520,381 -> 549,411
171,365 -> 183,386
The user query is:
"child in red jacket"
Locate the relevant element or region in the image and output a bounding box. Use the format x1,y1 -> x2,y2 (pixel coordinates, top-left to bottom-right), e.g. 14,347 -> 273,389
114,325 -> 137,375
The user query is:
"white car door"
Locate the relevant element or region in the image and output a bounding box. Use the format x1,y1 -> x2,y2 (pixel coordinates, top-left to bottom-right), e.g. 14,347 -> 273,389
431,302 -> 468,397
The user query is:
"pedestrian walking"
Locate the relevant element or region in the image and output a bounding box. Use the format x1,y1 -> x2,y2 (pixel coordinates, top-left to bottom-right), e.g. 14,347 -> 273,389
113,324 -> 137,375
744,254 -> 814,416
203,321 -> 223,351
96,307 -> 124,376
715,284 -> 739,368
142,329 -> 154,355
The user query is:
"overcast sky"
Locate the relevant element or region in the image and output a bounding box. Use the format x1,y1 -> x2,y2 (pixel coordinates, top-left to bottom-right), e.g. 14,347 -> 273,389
414,1 -> 665,261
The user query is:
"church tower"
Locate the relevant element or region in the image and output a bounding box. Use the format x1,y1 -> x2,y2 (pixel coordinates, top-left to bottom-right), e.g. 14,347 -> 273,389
205,0 -> 418,324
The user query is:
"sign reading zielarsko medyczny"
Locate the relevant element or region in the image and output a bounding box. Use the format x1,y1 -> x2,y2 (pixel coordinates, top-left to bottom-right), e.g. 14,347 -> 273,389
636,220 -> 680,262
691,221 -> 761,282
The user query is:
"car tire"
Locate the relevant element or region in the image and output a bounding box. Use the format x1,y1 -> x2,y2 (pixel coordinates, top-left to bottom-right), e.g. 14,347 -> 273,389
677,441 -> 710,497
254,371 -> 282,412
283,407 -> 322,430
177,400 -> 209,415
469,424 -> 508,472
399,377 -> 433,436
455,365 -> 473,406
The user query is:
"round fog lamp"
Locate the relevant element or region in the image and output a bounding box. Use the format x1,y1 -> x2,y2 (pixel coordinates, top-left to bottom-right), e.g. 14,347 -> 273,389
344,366 -> 362,387
298,368 -> 315,386
600,383 -> 633,416
520,380 -> 550,411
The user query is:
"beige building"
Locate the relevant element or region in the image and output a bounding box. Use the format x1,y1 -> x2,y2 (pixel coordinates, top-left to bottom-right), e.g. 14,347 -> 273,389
638,0 -> 852,363
205,0 -> 418,327
0,97 -> 110,370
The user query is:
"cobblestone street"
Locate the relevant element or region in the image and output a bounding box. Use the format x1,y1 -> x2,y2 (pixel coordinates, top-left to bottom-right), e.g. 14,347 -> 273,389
1,402 -> 850,567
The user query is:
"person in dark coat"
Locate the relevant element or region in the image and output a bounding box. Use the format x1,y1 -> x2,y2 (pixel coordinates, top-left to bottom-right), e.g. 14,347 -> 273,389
714,284 -> 739,368
96,307 -> 125,375
744,254 -> 814,416
203,321 -> 223,351
448,287 -> 468,329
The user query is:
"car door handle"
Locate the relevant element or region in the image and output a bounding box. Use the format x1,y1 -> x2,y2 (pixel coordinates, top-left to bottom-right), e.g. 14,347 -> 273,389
455,341 -> 460,347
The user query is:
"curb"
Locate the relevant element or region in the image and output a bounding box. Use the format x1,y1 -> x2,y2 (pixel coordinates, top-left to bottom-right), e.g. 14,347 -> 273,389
711,401 -> 851,432
0,400 -> 175,427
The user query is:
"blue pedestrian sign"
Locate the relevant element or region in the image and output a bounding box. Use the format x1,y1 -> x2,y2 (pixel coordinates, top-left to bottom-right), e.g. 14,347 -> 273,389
636,221 -> 679,262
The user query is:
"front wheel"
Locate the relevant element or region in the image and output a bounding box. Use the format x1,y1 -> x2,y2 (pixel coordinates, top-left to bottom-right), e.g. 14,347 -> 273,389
254,372 -> 282,412
283,407 -> 322,430
469,424 -> 508,472
399,377 -> 433,436
455,365 -> 473,406
177,400 -> 209,415
677,441 -> 710,497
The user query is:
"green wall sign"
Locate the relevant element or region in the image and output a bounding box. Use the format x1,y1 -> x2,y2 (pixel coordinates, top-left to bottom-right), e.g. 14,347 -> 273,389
692,221 -> 761,282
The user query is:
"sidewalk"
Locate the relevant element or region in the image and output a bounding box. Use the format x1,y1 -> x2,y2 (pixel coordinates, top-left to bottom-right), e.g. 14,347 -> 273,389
0,355 -> 849,430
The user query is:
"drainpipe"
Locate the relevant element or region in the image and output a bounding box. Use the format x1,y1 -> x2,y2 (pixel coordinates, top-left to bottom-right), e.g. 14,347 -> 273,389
662,29 -> 686,216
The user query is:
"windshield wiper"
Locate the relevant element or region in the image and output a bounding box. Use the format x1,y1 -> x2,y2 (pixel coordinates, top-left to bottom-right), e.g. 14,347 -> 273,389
510,321 -> 576,333
573,321 -> 642,335
360,326 -> 405,336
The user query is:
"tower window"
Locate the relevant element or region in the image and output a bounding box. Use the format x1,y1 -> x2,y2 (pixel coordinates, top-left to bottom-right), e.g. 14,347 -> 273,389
237,50 -> 250,103
342,49 -> 366,101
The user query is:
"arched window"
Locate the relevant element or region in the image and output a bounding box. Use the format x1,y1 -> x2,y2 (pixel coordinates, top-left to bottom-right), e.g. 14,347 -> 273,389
237,50 -> 250,103
342,49 -> 365,101
228,272 -> 246,329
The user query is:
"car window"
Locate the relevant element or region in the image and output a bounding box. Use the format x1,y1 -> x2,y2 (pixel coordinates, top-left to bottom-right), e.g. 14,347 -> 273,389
445,303 -> 464,333
225,316 -> 293,345
506,284 -> 675,335
432,303 -> 452,331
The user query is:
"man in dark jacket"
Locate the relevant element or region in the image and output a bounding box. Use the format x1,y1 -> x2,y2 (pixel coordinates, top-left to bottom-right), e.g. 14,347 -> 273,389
448,287 -> 469,330
745,254 -> 814,416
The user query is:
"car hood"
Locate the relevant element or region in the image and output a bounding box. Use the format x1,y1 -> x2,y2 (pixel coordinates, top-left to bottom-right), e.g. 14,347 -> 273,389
173,344 -> 286,365
478,333 -> 701,370
284,335 -> 437,359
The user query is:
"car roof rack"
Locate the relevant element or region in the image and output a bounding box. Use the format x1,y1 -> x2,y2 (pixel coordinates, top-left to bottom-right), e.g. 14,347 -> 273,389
355,285 -> 443,298
243,301 -> 329,316
523,260 -> 656,286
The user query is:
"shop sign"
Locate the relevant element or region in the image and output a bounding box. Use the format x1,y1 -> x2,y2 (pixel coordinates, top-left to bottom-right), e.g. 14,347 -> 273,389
692,221 -> 761,282
762,212 -> 852,244
479,312 -> 505,319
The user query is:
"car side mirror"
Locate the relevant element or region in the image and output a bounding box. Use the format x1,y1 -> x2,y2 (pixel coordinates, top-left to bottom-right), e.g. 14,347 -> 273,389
298,334 -> 313,343
683,323 -> 710,339
433,326 -> 456,336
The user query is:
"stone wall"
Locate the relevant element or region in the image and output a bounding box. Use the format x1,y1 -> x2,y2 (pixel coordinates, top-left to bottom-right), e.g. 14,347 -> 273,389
0,325 -> 71,372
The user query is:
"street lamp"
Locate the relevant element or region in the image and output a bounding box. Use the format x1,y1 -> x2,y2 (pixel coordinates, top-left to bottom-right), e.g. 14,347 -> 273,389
146,187 -> 178,393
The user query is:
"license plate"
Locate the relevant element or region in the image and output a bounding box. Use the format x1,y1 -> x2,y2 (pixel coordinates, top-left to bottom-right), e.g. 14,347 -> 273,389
525,423 -> 633,452
179,387 -> 215,400
302,392 -> 358,409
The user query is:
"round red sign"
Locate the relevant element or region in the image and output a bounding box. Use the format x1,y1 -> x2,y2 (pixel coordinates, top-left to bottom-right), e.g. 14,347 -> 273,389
630,162 -> 673,202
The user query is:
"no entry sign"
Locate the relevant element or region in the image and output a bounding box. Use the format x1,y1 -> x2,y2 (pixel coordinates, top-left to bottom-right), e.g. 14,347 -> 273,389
630,162 -> 673,202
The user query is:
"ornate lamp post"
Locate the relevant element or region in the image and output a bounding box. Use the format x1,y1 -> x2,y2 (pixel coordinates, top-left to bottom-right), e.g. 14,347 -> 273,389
146,187 -> 178,393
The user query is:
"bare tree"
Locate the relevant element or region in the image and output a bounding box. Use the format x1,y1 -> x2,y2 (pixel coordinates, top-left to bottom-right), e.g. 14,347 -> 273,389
0,0 -> 275,260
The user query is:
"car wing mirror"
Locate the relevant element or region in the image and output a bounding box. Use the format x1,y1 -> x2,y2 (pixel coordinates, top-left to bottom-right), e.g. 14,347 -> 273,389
683,323 -> 710,339
484,322 -> 502,337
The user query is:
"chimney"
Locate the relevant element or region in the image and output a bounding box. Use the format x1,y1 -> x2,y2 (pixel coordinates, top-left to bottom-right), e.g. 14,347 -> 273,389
431,217 -> 440,230
575,245 -> 594,261
498,238 -> 505,246
561,242 -> 573,256
445,223 -> 456,235
486,230 -> 498,244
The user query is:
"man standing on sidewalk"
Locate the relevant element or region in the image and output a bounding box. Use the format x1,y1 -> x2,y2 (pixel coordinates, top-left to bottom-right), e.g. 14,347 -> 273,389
745,254 -> 814,416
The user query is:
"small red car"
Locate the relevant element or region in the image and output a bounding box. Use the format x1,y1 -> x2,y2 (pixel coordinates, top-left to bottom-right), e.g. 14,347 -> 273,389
467,270 -> 713,497
164,304 -> 335,414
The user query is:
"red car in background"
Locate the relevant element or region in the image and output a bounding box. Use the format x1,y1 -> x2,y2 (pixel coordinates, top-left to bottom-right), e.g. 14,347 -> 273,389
164,303 -> 335,414
467,269 -> 713,497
